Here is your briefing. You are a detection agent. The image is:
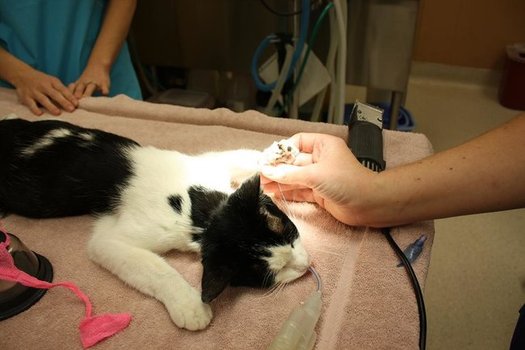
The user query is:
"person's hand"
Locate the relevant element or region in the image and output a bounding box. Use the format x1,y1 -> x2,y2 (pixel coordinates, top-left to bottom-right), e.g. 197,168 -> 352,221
68,62 -> 110,98
260,133 -> 378,226
13,67 -> 78,116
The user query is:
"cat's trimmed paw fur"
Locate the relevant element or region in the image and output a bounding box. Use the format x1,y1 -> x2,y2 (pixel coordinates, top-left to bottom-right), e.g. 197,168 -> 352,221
261,139 -> 299,166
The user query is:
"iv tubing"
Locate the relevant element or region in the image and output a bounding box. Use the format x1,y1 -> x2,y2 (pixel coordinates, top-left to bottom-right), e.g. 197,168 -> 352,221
290,2 -> 335,98
265,46 -> 295,115
251,0 -> 311,92
333,0 -> 347,124
326,9 -> 338,123
287,1 -> 334,119
308,266 -> 322,292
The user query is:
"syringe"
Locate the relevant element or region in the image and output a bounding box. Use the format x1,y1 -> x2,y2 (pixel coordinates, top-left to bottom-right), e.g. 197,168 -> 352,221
267,267 -> 322,350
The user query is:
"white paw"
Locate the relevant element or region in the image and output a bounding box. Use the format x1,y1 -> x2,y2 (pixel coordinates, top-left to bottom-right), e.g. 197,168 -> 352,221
165,287 -> 213,331
261,139 -> 299,166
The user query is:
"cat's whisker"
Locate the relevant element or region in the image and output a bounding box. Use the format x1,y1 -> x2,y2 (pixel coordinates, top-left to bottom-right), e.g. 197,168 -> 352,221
276,203 -> 297,223
273,185 -> 302,224
307,246 -> 344,258
260,282 -> 282,299
276,183 -> 292,212
261,277 -> 291,299
258,270 -> 277,298
262,271 -> 274,291
261,288 -> 278,299
275,281 -> 288,296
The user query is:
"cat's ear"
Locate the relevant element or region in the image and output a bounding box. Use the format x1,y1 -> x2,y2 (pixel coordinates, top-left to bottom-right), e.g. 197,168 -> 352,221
201,260 -> 234,303
246,173 -> 261,189
232,174 -> 261,201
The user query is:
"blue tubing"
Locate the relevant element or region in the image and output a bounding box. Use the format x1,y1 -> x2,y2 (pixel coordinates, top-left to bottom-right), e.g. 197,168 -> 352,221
251,0 -> 310,92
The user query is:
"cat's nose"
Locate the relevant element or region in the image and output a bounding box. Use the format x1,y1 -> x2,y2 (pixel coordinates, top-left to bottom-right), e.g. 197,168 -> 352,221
292,256 -> 311,274
299,249 -> 311,268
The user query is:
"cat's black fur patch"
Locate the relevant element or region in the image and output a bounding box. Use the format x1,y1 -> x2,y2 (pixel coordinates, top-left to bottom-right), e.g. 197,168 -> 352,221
188,186 -> 228,231
200,175 -> 299,303
0,118 -> 138,217
168,194 -> 183,213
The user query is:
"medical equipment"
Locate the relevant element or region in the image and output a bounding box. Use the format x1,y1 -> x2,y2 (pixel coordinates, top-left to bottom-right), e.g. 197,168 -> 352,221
383,228 -> 427,350
252,0 -> 310,94
397,234 -> 427,267
267,267 -> 322,350
346,101 -> 385,172
252,0 -> 348,123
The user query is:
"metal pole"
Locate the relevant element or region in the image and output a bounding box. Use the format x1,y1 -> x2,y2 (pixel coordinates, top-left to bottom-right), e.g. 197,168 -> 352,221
290,0 -> 300,119
389,90 -> 403,130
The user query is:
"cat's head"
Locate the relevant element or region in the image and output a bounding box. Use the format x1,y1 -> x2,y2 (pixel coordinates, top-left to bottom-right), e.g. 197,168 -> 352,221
200,175 -> 310,303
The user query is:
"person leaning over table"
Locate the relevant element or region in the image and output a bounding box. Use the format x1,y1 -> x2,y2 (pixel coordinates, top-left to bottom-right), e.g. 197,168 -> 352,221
260,113 -> 525,350
0,0 -> 142,116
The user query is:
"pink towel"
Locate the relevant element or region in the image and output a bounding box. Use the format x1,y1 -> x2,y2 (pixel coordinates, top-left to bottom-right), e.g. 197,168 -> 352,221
0,225 -> 132,349
0,87 -> 435,349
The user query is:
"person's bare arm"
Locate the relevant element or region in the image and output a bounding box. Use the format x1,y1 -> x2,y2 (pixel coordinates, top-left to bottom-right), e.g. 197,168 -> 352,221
262,114 -> 525,228
69,0 -> 137,97
364,114 -> 525,227
0,47 -> 77,115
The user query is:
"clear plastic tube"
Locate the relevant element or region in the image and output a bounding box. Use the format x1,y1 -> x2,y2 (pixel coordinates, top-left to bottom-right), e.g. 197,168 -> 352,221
267,267 -> 322,350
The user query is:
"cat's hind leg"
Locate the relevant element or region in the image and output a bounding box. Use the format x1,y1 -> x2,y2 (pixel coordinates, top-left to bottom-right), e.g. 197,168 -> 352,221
87,224 -> 212,331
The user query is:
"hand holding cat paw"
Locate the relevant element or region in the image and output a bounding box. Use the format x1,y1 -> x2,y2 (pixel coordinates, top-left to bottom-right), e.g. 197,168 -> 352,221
261,139 -> 300,166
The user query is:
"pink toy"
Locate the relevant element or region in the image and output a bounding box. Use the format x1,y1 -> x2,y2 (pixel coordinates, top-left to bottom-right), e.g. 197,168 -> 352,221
0,225 -> 132,348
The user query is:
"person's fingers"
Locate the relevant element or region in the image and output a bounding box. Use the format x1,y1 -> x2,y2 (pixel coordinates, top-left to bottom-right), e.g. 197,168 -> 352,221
53,82 -> 78,107
270,188 -> 316,203
47,87 -> 76,112
261,164 -> 315,187
99,82 -> 110,96
262,181 -> 309,193
289,133 -> 349,160
22,97 -> 43,116
73,82 -> 86,99
260,174 -> 273,185
293,152 -> 313,166
288,133 -> 329,153
82,82 -> 97,97
34,92 -> 61,115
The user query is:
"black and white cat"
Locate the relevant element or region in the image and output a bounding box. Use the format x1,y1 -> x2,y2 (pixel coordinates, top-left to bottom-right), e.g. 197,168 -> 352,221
0,117 -> 310,330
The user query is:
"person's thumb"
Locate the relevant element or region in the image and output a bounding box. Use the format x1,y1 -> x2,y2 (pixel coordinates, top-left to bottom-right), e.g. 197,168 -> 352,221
260,164 -> 311,187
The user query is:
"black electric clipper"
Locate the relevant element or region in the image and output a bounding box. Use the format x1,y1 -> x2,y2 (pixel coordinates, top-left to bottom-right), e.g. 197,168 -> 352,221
347,101 -> 385,172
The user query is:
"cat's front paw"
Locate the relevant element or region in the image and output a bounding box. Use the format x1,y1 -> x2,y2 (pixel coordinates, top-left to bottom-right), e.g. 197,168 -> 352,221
261,139 -> 299,166
165,288 -> 213,331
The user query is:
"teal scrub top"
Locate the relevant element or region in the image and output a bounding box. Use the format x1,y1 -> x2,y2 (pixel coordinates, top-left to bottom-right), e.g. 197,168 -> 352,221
0,0 -> 142,99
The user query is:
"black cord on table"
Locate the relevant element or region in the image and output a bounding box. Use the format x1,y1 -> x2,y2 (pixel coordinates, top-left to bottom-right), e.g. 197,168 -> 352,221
382,227 -> 427,350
